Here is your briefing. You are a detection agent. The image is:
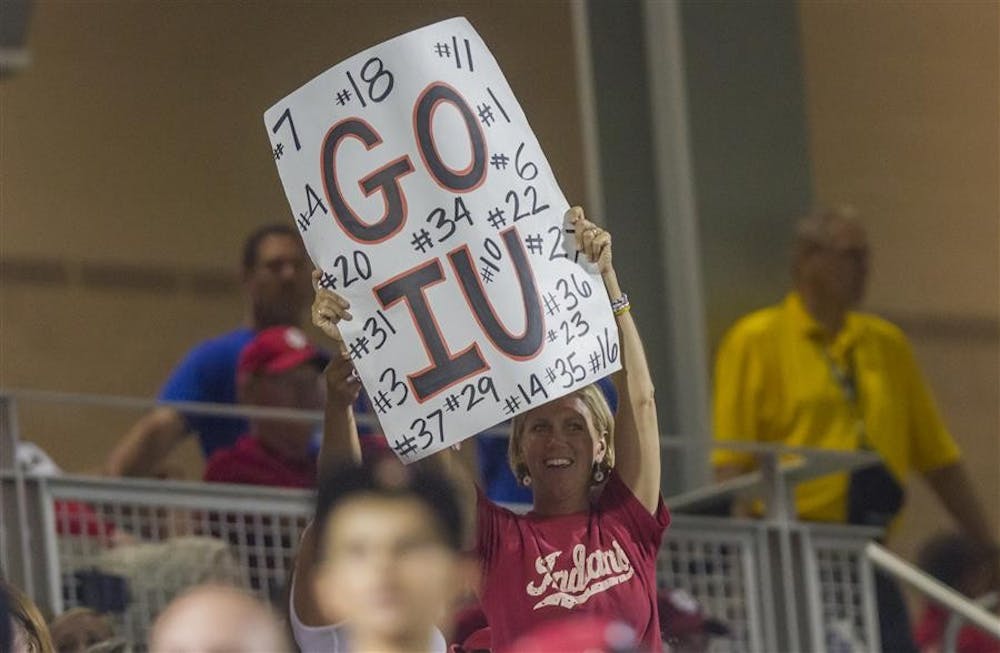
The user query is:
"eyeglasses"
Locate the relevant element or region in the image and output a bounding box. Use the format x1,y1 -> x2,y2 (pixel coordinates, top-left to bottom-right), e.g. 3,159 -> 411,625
824,246 -> 869,263
259,257 -> 308,275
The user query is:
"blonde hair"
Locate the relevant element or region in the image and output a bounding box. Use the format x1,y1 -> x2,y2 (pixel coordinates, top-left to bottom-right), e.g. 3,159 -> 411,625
2,579 -> 54,653
508,383 -> 615,483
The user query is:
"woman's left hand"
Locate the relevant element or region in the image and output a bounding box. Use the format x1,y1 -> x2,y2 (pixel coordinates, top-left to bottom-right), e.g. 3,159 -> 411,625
567,206 -> 613,274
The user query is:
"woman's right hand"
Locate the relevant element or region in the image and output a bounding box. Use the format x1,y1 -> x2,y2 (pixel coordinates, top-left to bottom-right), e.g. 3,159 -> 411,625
311,269 -> 353,343
324,351 -> 362,408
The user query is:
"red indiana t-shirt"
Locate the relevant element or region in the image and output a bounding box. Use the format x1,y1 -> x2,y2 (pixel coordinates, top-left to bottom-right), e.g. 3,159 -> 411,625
477,471 -> 671,652
203,435 -> 315,489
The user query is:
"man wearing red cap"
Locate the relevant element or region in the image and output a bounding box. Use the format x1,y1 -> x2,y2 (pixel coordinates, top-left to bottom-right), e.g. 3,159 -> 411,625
202,326 -> 326,488
658,589 -> 730,653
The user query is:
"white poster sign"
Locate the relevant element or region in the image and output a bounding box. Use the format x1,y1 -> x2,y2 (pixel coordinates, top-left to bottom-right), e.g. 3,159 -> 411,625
264,17 -> 621,462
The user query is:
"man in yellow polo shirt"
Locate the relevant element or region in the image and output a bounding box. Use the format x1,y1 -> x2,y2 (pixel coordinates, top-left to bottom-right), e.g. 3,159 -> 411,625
712,207 -> 998,651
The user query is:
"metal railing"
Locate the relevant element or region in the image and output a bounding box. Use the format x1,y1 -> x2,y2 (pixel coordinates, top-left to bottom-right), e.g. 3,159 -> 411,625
5,470 -> 888,652
943,593 -> 999,653
867,543 -> 1000,652
2,388 -> 899,652
3,471 -> 311,650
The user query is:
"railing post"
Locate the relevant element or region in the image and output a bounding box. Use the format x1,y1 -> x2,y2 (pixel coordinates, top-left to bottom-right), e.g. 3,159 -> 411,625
943,592 -> 998,653
759,450 -> 809,651
0,394 -> 36,597
759,450 -> 792,522
868,543 -> 1000,641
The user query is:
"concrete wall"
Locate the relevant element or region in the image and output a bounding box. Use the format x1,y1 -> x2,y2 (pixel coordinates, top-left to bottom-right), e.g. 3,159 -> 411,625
797,1 -> 999,556
1,0 -> 585,473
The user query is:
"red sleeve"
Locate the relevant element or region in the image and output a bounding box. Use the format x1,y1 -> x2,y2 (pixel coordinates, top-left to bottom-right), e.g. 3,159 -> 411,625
598,471 -> 671,556
475,486 -> 516,571
203,450 -> 248,484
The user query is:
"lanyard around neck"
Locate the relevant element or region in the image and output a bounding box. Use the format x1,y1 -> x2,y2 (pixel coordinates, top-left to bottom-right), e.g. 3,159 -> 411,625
824,347 -> 858,405
820,344 -> 870,447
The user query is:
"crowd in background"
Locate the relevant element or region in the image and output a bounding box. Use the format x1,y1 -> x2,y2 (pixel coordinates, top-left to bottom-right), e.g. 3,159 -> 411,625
4,207 -> 999,653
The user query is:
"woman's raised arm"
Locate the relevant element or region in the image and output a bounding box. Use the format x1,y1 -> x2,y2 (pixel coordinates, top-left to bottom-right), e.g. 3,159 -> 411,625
292,273 -> 364,628
310,270 -> 478,547
569,207 -> 661,512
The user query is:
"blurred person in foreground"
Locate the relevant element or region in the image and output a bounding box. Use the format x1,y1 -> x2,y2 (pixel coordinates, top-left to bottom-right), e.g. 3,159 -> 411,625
290,357 -> 471,652
913,533 -> 1000,653
201,325 -> 326,489
104,224 -> 314,477
312,207 -> 669,651
713,206 -> 1000,651
1,578 -> 54,653
149,584 -> 289,653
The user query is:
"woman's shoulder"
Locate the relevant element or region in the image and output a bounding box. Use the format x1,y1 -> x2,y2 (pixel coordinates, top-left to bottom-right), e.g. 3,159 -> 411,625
597,471 -> 671,532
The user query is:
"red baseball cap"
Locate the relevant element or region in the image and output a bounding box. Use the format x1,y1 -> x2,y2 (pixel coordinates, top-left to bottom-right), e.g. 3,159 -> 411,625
237,326 -> 324,382
659,589 -> 731,640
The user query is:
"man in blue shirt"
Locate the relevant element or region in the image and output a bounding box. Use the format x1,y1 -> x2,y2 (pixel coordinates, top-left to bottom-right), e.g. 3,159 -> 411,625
104,224 -> 314,476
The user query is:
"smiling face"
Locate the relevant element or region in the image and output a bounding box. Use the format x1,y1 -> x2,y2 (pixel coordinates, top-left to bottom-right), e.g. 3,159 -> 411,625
510,388 -> 613,509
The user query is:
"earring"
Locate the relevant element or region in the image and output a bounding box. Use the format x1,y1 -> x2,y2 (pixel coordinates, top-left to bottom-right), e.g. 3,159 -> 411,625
521,474 -> 532,487
592,463 -> 606,485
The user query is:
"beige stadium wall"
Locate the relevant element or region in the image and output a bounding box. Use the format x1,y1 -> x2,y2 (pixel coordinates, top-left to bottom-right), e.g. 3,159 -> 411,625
0,1 -> 585,475
798,0 -> 1000,565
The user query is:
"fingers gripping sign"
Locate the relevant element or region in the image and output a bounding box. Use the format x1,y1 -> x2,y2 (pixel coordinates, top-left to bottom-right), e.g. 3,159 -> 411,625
568,207 -> 612,274
324,351 -> 363,409
312,270 -> 353,344
266,17 -> 621,462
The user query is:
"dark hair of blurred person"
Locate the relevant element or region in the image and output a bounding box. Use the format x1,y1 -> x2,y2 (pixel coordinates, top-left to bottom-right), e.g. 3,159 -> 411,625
239,224 -> 313,330
312,459 -> 464,553
0,578 -> 54,653
917,532 -> 999,593
241,224 -> 297,268
290,455 -> 469,652
913,532 -> 1000,653
149,584 -> 289,653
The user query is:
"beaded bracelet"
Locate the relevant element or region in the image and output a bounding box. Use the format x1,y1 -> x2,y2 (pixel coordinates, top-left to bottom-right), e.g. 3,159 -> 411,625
611,293 -> 631,316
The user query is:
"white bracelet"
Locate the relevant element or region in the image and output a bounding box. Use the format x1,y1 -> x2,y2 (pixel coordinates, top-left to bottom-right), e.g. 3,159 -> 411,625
611,293 -> 630,316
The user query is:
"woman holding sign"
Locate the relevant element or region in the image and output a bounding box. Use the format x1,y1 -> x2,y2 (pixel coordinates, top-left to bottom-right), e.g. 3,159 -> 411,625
312,207 -> 668,651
